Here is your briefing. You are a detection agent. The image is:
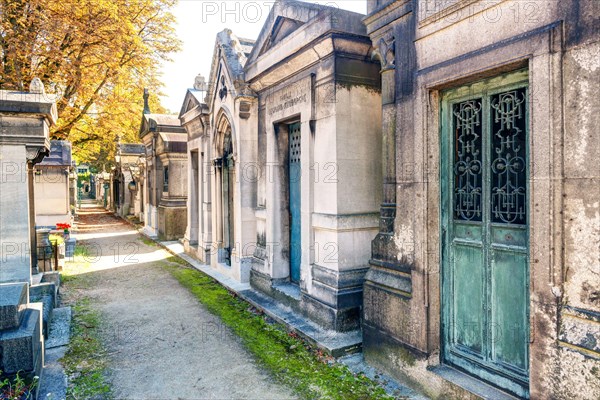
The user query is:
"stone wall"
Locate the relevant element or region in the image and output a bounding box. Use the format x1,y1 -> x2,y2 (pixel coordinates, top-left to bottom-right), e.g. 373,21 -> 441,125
362,0 -> 599,398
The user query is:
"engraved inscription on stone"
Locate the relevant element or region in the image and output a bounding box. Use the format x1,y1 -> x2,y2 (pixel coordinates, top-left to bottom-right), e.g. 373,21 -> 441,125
266,78 -> 311,118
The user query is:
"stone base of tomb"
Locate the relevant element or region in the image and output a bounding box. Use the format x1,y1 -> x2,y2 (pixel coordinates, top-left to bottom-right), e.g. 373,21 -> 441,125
0,283 -> 44,386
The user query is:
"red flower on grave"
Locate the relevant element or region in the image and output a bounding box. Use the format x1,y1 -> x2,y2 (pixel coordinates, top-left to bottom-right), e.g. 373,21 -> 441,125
56,223 -> 71,231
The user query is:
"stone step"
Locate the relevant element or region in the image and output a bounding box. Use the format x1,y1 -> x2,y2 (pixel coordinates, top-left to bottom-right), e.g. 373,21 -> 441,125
45,307 -> 71,349
30,281 -> 58,339
239,288 -> 362,358
0,282 -> 28,330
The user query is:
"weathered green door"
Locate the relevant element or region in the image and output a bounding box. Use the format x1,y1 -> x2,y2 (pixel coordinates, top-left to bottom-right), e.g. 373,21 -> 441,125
441,70 -> 530,398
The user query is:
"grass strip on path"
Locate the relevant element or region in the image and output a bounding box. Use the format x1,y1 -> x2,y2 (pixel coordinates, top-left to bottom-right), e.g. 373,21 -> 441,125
60,246 -> 112,400
162,257 -> 396,400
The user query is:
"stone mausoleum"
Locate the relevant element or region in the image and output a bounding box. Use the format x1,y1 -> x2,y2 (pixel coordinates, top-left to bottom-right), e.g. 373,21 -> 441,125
245,0 -> 382,332
360,0 -> 600,399
113,143 -> 145,219
33,140 -> 73,229
180,83 -> 211,263
139,90 -> 188,240
181,30 -> 259,289
183,1 -> 382,334
0,79 -> 60,386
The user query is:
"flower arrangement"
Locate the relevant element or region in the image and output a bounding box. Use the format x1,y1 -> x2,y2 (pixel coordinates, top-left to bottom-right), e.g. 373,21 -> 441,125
56,223 -> 71,234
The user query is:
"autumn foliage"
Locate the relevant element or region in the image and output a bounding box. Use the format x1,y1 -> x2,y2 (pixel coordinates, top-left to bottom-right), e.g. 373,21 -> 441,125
0,0 -> 181,168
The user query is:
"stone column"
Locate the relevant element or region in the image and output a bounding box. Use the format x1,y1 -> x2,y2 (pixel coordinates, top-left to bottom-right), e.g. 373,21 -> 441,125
368,36 -> 402,269
0,79 -> 55,284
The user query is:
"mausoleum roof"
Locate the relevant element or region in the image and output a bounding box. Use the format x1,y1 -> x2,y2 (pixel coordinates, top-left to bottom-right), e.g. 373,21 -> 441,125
159,132 -> 187,144
38,140 -> 72,167
139,113 -> 186,139
142,114 -> 182,127
0,89 -> 57,124
245,0 -> 368,84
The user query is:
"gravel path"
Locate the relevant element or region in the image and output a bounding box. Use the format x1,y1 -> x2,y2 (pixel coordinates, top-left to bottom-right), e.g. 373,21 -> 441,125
72,203 -> 297,400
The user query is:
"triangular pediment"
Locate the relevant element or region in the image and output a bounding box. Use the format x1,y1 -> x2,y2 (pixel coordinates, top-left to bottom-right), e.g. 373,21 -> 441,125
206,30 -> 255,108
178,89 -> 203,119
246,0 -> 325,66
258,16 -> 304,57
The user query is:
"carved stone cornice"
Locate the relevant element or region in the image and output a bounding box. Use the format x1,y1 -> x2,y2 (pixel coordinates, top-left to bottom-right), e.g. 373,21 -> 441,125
363,0 -> 412,36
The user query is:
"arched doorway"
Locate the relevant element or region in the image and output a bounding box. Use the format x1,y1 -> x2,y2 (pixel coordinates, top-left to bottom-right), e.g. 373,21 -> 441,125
215,115 -> 235,266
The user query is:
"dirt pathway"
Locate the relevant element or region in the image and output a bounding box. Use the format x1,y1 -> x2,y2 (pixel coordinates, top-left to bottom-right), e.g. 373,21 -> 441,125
67,203 -> 297,400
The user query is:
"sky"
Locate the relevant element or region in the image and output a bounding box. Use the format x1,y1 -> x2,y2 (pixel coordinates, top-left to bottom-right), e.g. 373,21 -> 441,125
160,0 -> 367,113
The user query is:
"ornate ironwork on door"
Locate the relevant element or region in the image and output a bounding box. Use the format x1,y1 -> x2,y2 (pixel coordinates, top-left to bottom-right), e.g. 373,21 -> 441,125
490,89 -> 527,224
453,99 -> 483,221
442,70 -> 530,399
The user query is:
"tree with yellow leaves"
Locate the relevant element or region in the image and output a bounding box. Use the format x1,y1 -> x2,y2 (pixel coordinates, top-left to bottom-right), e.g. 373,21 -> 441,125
0,0 -> 181,169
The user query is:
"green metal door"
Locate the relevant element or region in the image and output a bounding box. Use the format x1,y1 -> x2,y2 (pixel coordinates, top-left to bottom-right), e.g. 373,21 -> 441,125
441,70 -> 530,398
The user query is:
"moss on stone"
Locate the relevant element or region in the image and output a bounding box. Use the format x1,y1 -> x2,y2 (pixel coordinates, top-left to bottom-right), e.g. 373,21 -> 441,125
396,346 -> 416,367
163,261 -> 395,400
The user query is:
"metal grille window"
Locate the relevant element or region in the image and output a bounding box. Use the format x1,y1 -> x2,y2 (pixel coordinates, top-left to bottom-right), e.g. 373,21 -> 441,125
453,99 -> 483,221
163,166 -> 169,193
490,88 -> 527,224
451,88 -> 527,224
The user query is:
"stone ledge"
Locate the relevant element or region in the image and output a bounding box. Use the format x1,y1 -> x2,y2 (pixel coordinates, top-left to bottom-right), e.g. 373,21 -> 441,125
0,307 -> 43,376
429,365 -> 521,400
240,289 -> 362,358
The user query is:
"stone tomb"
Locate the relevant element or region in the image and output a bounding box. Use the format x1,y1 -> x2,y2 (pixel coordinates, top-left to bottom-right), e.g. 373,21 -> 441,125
139,105 -> 188,240
0,80 -> 56,384
245,1 -> 382,332
0,283 -> 43,378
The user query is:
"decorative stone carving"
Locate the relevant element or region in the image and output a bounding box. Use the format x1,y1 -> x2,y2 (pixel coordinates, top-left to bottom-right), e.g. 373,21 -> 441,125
26,146 -> 49,165
29,77 -> 45,94
239,100 -> 252,119
218,76 -> 228,100
371,36 -> 395,70
193,74 -> 207,92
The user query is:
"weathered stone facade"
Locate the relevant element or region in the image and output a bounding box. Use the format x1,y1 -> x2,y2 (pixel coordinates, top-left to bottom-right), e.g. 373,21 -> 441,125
245,1 -> 382,331
113,143 -> 145,219
0,83 -> 54,282
180,88 -> 211,262
181,29 -> 258,284
139,97 -> 188,241
34,140 -> 73,229
0,79 -> 55,383
362,0 -> 599,399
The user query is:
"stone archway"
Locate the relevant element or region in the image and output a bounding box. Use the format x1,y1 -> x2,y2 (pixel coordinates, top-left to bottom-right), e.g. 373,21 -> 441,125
214,113 -> 235,266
